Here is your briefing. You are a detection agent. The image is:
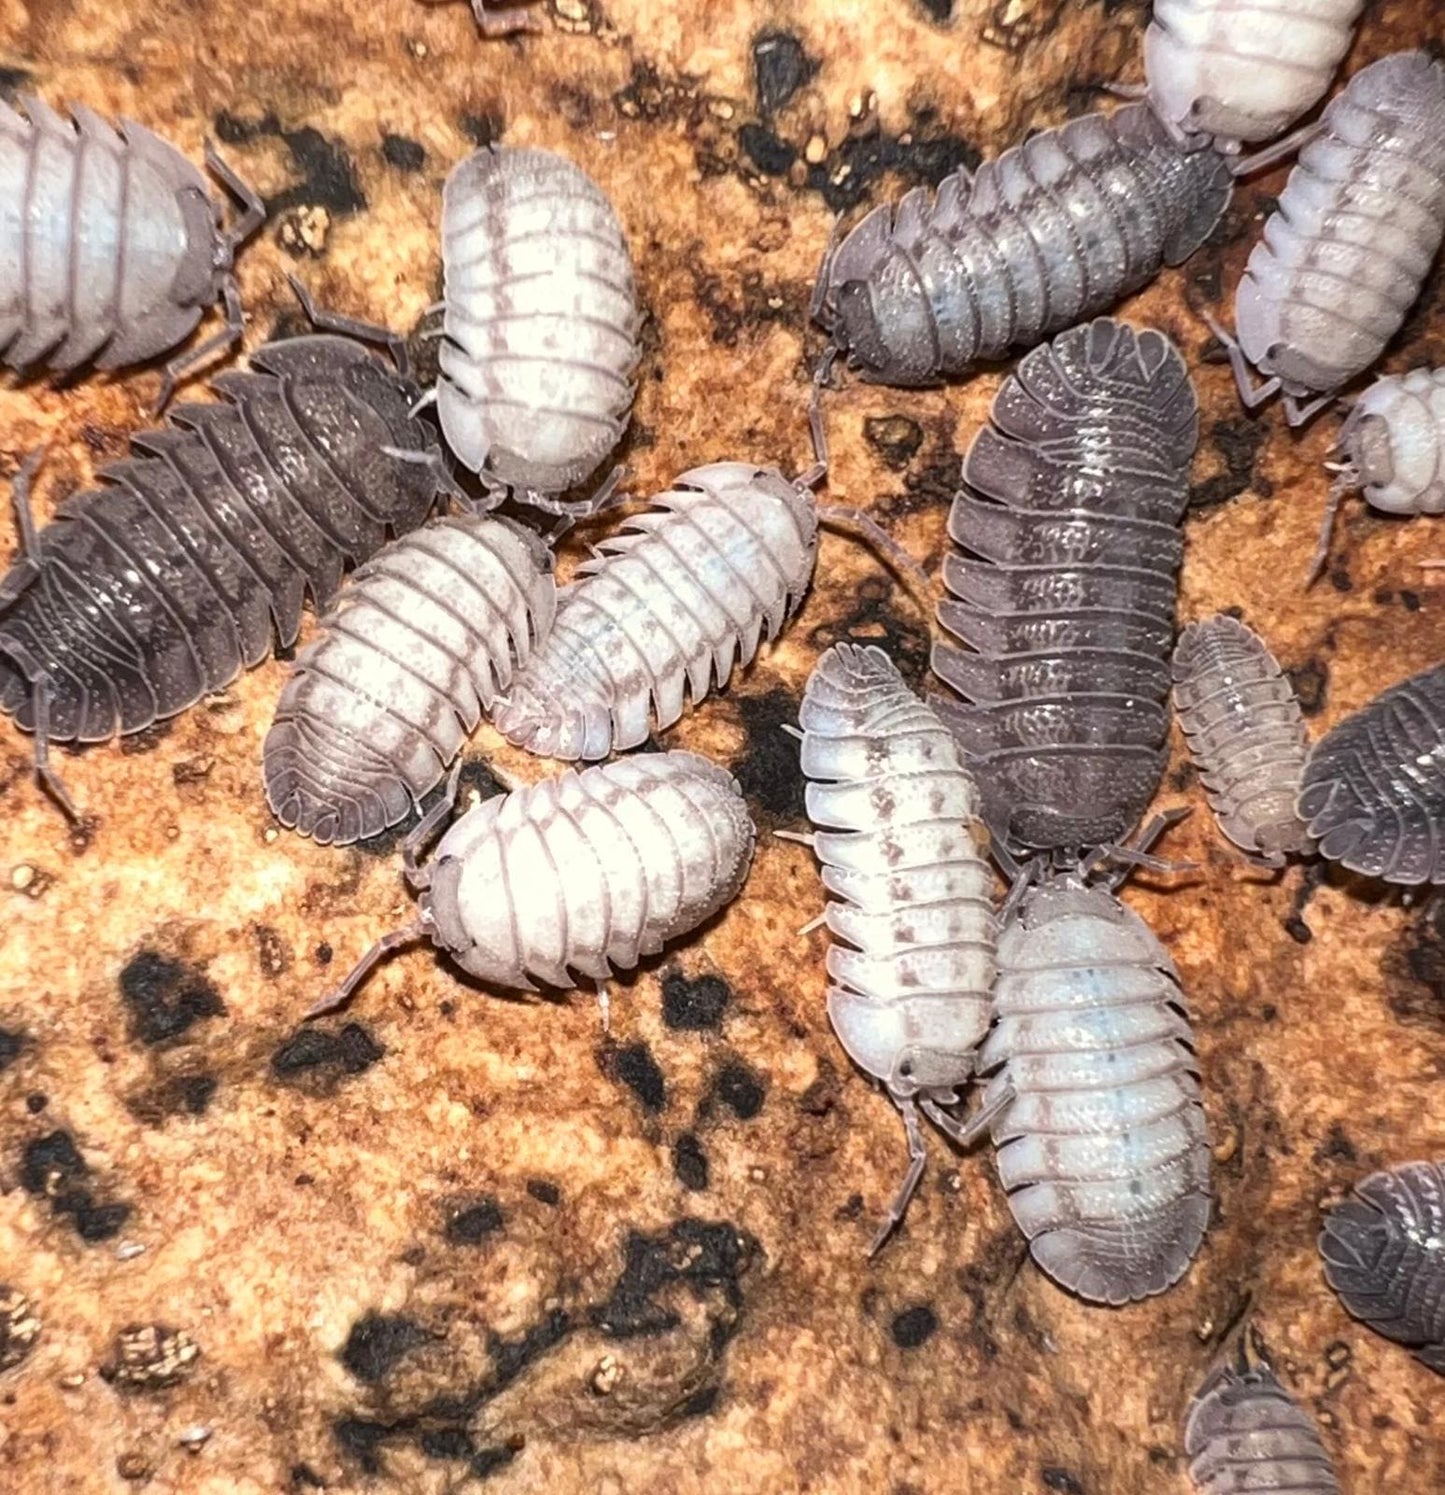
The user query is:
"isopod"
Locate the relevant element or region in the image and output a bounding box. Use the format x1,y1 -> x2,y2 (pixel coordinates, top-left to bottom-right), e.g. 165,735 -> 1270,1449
1184,1363 -> 1342,1493
1296,661 -> 1445,885
432,0 -> 541,35
792,643 -> 1000,1253
977,871 -> 1211,1304
263,513 -> 556,847
811,103 -> 1232,386
1215,50 -> 1445,426
0,97 -> 264,405
438,145 -> 639,513
1319,1160 -> 1445,1374
1145,0 -> 1365,150
933,318 -> 1199,862
313,751 -> 756,1024
0,313 -> 453,816
1171,614 -> 1315,865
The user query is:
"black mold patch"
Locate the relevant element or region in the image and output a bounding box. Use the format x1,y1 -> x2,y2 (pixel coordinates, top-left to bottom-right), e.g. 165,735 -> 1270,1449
1285,658 -> 1328,717
591,1218 -> 755,1340
127,1072 -> 218,1125
730,688 -> 807,823
488,1306 -> 571,1392
334,1418 -> 389,1474
752,31 -> 818,114
381,133 -> 426,172
711,1059 -> 765,1120
0,1028 -> 21,1070
445,1197 -> 505,1244
0,66 -> 34,102
739,122 -> 797,177
420,1427 -> 473,1461
470,1445 -> 518,1478
271,1022 -> 385,1082
661,970 -> 731,1031
608,1041 -> 666,1112
890,1304 -> 938,1348
459,109 -> 505,148
340,1313 -> 430,1384
119,951 -> 225,1046
20,1131 -> 132,1242
864,414 -> 925,469
290,1465 -> 325,1490
213,111 -> 366,217
1189,418 -> 1271,510
916,0 -> 955,21
805,111 -> 981,213
673,1133 -> 710,1191
1384,896 -> 1445,1027
526,1178 -> 561,1205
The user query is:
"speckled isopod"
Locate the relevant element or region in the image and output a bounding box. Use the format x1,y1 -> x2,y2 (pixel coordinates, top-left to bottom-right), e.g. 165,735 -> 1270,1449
1184,1364 -> 1342,1493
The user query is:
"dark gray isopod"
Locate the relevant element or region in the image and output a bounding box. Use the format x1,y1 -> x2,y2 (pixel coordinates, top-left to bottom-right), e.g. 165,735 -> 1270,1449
1184,1364 -> 1341,1493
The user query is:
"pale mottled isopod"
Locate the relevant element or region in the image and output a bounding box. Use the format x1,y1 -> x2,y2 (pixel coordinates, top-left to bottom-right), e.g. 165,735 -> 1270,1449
812,104 -> 1231,386
1145,0 -> 1365,150
438,145 -> 639,512
978,874 -> 1210,1304
1171,615 -> 1314,864
1320,1160 -> 1445,1374
796,643 -> 998,1252
1184,1364 -> 1341,1494
0,97 -> 264,403
1220,51 -> 1445,425
263,514 -> 556,847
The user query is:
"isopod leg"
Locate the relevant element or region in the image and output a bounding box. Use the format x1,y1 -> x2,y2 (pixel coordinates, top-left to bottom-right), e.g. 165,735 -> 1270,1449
303,919 -> 429,1020
153,278 -> 245,413
1089,808 -> 1198,889
868,1094 -> 928,1258
919,1080 -> 1013,1150
801,344 -> 839,489
516,465 -> 629,521
1282,394 -> 1332,429
0,450 -> 47,611
1201,312 -> 1280,413
205,140 -> 267,252
817,505 -> 932,614
1230,121 -> 1322,179
998,854 -> 1039,926
1305,473 -> 1353,587
403,760 -> 464,888
471,0 -> 543,35
287,273 -> 410,376
594,981 -> 610,1034
30,671 -> 78,823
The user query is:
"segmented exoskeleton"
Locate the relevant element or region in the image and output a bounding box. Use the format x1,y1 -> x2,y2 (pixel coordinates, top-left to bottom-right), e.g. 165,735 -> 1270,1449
794,643 -> 999,1253
0,328 -> 453,816
1145,0 -> 1365,151
1320,1160 -> 1445,1374
933,319 -> 1199,863
1297,661 -> 1445,885
1217,51 -> 1445,426
0,96 -> 264,404
1172,615 -> 1315,865
1184,1364 -> 1342,1493
264,514 -> 556,846
812,104 -> 1231,386
978,871 -> 1211,1304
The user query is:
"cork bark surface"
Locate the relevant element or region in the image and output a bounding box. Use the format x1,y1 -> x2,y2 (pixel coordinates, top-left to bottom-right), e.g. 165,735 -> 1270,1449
0,0 -> 1442,1491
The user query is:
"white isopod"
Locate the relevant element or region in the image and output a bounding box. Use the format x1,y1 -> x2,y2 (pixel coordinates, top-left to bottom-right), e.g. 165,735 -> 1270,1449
312,751 -> 756,1023
437,145 -> 639,514
1145,0 -> 1365,150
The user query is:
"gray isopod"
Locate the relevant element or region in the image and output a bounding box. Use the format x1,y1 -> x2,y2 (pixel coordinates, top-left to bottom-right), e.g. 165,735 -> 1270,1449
811,103 -> 1232,386
1184,1364 -> 1341,1494
1216,50 -> 1445,426
793,643 -> 1000,1253
1171,614 -> 1314,865
426,0 -> 541,35
978,872 -> 1211,1304
0,97 -> 264,405
438,145 -> 639,514
1145,0 -> 1365,150
1320,1160 -> 1445,1374
1297,661 -> 1445,886
313,751 -> 756,1022
263,513 -> 556,847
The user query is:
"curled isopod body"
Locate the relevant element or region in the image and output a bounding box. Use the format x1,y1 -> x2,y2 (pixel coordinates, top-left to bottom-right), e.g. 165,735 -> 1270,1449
1338,368 -> 1445,517
439,146 -> 639,510
1297,662 -> 1445,885
812,103 -> 1231,386
0,97 -> 264,400
977,874 -> 1210,1304
1222,51 -> 1445,425
1184,1364 -> 1342,1493
797,643 -> 998,1250
0,330 -> 452,814
1171,615 -> 1314,864
1145,0 -> 1365,149
493,463 -> 818,761
318,752 -> 756,1013
1319,1160 -> 1445,1374
264,514 -> 555,846
933,319 -> 1199,861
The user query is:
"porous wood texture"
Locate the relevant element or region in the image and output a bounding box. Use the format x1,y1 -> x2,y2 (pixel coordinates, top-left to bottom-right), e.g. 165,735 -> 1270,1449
0,2 -> 1441,1491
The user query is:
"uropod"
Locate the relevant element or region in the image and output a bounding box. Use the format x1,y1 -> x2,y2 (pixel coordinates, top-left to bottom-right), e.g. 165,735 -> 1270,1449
312,752 -> 756,1026
789,643 -> 1001,1253
0,96 -> 264,405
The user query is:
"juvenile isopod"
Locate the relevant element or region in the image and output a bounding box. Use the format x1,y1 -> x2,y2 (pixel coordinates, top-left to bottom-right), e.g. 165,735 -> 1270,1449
1296,661 -> 1445,886
0,303 -> 454,816
263,513 -> 556,847
1213,51 -> 1445,426
977,871 -> 1211,1304
1171,614 -> 1315,865
812,103 -> 1232,386
1319,1160 -> 1445,1374
0,97 -> 264,405
438,145 -> 639,514
790,643 -> 1001,1252
1144,0 -> 1365,150
933,318 -> 1199,863
312,751 -> 756,1026
1184,1363 -> 1342,1493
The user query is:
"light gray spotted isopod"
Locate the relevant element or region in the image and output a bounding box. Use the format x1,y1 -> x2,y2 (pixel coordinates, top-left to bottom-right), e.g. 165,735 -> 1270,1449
263,513 -> 556,847
789,643 -> 1001,1253
1171,614 -> 1314,865
0,97 -> 265,406
437,145 -> 639,515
